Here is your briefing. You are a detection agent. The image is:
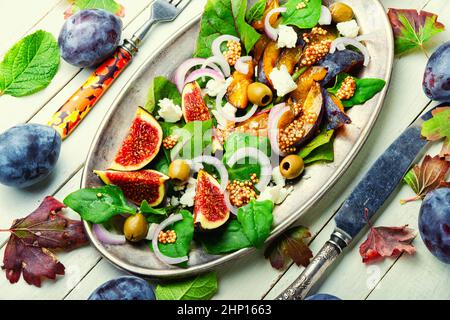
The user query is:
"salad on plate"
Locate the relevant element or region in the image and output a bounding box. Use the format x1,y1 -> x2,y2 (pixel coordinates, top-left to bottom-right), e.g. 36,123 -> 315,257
64,0 -> 386,266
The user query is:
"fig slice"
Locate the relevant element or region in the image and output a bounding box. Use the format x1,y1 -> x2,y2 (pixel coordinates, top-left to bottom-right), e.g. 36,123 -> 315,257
182,81 -> 211,122
194,170 -> 230,230
109,107 -> 162,171
94,169 -> 169,206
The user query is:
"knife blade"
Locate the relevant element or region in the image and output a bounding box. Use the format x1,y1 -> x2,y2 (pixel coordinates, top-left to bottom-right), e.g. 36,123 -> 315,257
276,107 -> 435,300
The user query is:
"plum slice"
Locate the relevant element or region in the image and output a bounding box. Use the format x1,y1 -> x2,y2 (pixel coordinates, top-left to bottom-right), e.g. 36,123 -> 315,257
322,88 -> 351,130
319,49 -> 364,85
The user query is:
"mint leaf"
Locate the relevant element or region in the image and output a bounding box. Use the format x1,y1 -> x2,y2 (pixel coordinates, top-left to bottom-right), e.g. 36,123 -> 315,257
155,272 -> 218,300
237,199 -> 274,248
68,0 -> 125,17
194,0 -> 261,57
200,220 -> 252,254
246,0 -> 266,24
144,76 -> 181,115
0,30 -> 59,97
328,73 -> 386,108
63,185 -> 136,224
388,9 -> 445,55
281,0 -> 322,29
156,210 -> 194,264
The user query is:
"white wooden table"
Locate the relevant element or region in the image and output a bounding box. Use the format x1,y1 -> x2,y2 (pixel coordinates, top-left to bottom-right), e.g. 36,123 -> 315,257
0,0 -> 449,300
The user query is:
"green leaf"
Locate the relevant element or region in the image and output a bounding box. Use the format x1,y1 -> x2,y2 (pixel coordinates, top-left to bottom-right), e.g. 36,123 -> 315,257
328,73 -> 386,108
170,119 -> 213,160
155,272 -> 218,300
156,210 -> 194,265
264,226 -> 312,270
0,30 -> 60,97
388,9 -> 445,55
303,140 -> 334,164
222,132 -> 271,181
139,200 -> 177,223
63,185 -> 136,224
281,0 -> 322,29
246,0 -> 266,24
199,220 -> 252,254
421,108 -> 450,142
194,0 -> 261,58
69,0 -> 124,17
237,199 -> 274,248
144,76 -> 182,115
298,127 -> 334,159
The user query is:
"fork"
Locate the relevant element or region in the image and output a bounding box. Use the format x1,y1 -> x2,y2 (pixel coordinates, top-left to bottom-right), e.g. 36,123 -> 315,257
48,0 -> 192,140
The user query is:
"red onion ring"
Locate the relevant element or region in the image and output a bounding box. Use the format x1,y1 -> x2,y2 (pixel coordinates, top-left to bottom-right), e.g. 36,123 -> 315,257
212,35 -> 241,58
215,89 -> 258,123
264,7 -> 287,41
173,58 -> 208,92
152,214 -> 189,265
224,190 -> 239,215
226,147 -> 272,192
318,5 -> 332,25
330,37 -> 370,66
184,68 -> 225,85
234,56 -> 252,75
189,155 -> 229,192
145,223 -> 159,241
268,103 -> 289,156
201,56 -> 231,77
93,224 -> 126,245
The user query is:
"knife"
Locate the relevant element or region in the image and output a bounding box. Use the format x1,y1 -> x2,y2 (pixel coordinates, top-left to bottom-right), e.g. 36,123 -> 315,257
276,107 -> 435,300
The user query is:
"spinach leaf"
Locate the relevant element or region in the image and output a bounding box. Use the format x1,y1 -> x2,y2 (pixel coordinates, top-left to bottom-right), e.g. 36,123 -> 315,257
246,0 -> 266,23
63,185 -> 136,224
140,200 -> 178,223
155,272 -> 218,300
237,199 -> 274,248
199,220 -> 252,254
328,73 -> 386,108
281,0 -> 322,29
170,119 -> 213,160
303,139 -> 334,164
222,132 -> 271,181
156,210 -> 194,264
298,127 -> 334,160
0,30 -> 60,97
194,0 -> 261,58
144,76 -> 181,115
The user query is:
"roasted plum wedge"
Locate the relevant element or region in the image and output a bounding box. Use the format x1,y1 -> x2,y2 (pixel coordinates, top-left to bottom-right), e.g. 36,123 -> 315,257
319,49 -> 364,85
258,41 -> 281,86
227,61 -> 255,109
322,88 -> 351,130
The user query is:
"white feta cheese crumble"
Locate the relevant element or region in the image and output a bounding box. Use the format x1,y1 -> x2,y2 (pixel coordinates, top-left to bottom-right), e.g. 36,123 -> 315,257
269,65 -> 297,97
179,178 -> 197,207
272,166 -> 286,187
212,102 -> 237,129
170,196 -> 180,206
258,185 -> 294,205
337,20 -> 360,38
277,25 -> 298,49
205,77 -> 233,97
157,98 -> 182,123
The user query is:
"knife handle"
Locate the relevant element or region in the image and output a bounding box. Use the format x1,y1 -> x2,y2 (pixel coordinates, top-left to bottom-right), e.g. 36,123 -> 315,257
276,229 -> 351,300
47,45 -> 134,140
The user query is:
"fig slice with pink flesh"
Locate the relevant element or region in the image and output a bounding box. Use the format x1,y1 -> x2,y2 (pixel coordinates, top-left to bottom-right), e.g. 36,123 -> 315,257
109,107 -> 162,171
182,81 -> 211,122
94,169 -> 168,206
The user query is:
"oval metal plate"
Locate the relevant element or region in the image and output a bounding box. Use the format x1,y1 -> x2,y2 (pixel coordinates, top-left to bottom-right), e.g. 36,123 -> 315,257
82,0 -> 394,279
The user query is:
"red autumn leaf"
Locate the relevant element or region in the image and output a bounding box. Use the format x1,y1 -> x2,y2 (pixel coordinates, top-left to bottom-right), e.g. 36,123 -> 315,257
1,196 -> 88,287
401,155 -> 450,204
359,225 -> 416,264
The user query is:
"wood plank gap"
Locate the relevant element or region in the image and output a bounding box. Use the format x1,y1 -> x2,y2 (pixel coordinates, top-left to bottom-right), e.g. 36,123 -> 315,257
364,254 -> 404,300
62,256 -> 103,300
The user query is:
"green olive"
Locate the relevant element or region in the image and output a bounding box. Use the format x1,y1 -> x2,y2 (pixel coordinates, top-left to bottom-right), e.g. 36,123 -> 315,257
168,159 -> 191,183
247,82 -> 273,106
279,155 -> 304,180
124,213 -> 149,242
330,2 -> 354,23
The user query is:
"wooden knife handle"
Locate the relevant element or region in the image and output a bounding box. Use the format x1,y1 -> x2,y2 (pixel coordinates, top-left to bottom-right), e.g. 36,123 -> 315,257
48,46 -> 132,140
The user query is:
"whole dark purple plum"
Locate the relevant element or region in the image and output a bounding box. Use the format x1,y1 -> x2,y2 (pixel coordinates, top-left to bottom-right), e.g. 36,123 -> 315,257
58,9 -> 122,68
423,41 -> 450,101
419,188 -> 450,264
88,276 -> 155,300
0,124 -> 61,188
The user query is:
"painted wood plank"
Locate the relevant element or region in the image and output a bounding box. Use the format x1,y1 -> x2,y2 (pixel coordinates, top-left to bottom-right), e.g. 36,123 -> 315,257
0,0 -> 153,133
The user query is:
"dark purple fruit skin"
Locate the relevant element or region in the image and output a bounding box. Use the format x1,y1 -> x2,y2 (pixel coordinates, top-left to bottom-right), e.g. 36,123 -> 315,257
88,276 -> 155,300
423,41 -> 450,101
319,49 -> 364,85
0,124 -> 61,188
305,293 -> 341,300
58,9 -> 122,68
419,188 -> 450,264
321,88 -> 351,130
